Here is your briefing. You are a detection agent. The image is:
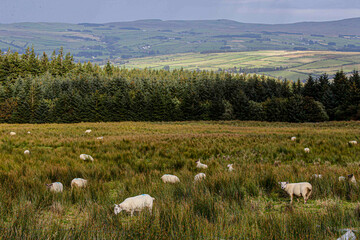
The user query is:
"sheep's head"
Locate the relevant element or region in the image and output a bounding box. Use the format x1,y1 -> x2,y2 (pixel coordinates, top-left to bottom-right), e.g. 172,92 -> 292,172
227,164 -> 233,168
45,183 -> 53,189
278,182 -> 288,190
348,174 -> 354,179
195,160 -> 200,164
114,204 -> 122,215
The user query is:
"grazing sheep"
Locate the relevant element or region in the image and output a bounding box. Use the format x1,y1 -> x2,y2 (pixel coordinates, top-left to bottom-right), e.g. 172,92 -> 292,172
312,174 -> 322,179
10,132 -> 16,136
274,161 -> 281,167
161,174 -> 180,183
348,174 -> 357,184
97,136 -> 104,140
227,164 -> 234,172
24,150 -> 30,155
194,173 -> 206,182
195,160 -> 208,169
27,131 -> 31,134
291,136 -> 296,141
85,129 -> 92,134
80,154 -> 94,162
339,176 -> 346,181
46,182 -> 63,192
114,194 -> 155,216
71,178 -> 88,188
349,141 -> 357,145
279,182 -> 312,204
304,148 -> 310,153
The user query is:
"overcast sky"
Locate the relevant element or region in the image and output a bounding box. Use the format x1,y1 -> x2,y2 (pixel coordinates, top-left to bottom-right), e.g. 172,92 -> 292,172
1,0 -> 360,24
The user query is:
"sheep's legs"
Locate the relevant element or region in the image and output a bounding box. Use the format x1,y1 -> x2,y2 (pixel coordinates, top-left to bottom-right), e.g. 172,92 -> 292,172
130,211 -> 134,217
290,195 -> 293,204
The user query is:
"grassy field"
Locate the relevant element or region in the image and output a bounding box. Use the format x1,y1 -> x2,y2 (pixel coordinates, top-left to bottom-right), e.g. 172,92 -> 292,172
121,50 -> 360,80
1,121 -> 360,239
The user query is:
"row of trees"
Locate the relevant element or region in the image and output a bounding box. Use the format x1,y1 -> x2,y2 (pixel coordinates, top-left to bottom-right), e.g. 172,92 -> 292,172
0,48 -> 359,123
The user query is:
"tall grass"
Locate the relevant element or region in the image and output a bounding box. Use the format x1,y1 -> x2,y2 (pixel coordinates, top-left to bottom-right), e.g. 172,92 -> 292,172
0,121 -> 359,239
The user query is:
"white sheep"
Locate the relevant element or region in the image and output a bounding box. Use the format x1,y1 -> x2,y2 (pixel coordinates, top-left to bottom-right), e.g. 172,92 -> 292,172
114,194 -> 155,216
194,173 -> 206,182
339,176 -> 346,181
24,150 -> 30,155
348,174 -> 357,184
85,129 -> 92,134
227,164 -> 234,172
349,140 -> 357,145
97,136 -> 104,140
46,182 -> 63,192
27,131 -> 31,134
80,154 -> 94,161
71,178 -> 88,188
10,132 -> 16,136
304,148 -> 310,153
195,160 -> 208,169
312,174 -> 322,179
279,182 -> 312,204
291,136 -> 296,141
161,174 -> 180,183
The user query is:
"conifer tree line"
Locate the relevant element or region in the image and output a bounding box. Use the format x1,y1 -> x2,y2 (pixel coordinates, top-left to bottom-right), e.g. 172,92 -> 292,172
0,47 -> 359,123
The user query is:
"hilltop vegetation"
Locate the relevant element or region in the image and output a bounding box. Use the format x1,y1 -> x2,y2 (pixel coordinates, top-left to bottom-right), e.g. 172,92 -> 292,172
1,18 -> 360,62
1,121 -> 360,239
0,48 -> 359,123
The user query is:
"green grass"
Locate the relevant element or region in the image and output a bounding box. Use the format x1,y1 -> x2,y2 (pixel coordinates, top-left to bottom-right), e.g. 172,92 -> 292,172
0,121 -> 360,239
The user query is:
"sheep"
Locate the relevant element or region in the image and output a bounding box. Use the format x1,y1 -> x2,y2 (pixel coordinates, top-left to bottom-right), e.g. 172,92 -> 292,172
46,182 -> 63,192
80,154 -> 94,162
349,140 -> 357,145
96,136 -> 104,140
114,194 -> 155,216
278,182 -> 312,204
274,161 -> 281,167
10,132 -> 16,136
348,174 -> 357,184
71,178 -> 88,188
227,164 -> 234,172
304,148 -> 310,153
195,160 -> 208,169
291,136 -> 296,141
24,150 -> 30,155
85,129 -> 92,134
312,174 -> 322,179
194,173 -> 206,182
339,176 -> 346,181
161,174 -> 180,183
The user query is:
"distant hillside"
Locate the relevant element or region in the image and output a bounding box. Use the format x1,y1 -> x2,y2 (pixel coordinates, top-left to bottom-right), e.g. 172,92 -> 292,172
0,18 -> 360,62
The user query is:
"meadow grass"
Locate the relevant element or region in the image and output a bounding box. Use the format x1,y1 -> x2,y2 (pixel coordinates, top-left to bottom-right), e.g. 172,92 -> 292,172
0,121 -> 360,239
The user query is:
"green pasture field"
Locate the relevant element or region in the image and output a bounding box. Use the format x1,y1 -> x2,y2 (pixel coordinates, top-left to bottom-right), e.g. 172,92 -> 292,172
1,121 -> 360,239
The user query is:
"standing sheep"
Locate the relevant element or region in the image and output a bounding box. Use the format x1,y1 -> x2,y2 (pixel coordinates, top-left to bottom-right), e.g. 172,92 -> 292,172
80,154 -> 94,162
114,194 -> 155,216
194,173 -> 206,182
279,182 -> 312,204
27,131 -> 31,134
97,136 -> 104,140
291,136 -> 296,141
161,174 -> 180,183
10,132 -> 16,136
71,178 -> 88,188
24,150 -> 30,155
85,129 -> 92,134
349,141 -> 357,145
339,176 -> 346,181
304,148 -> 310,153
195,160 -> 208,169
227,164 -> 234,172
46,182 -> 63,192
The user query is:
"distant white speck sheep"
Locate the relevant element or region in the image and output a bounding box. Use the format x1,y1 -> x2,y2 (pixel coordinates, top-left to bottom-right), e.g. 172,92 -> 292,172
349,141 -> 357,145
24,150 -> 30,155
10,132 -> 16,136
71,178 -> 88,188
161,174 -> 180,183
46,182 -> 63,192
80,154 -> 94,161
291,136 -> 296,141
27,131 -> 31,134
279,182 -> 312,204
312,174 -> 322,179
227,164 -> 234,172
97,136 -> 104,140
194,173 -> 206,182
304,148 -> 310,153
85,129 -> 92,134
195,160 -> 208,169
339,176 -> 346,181
114,194 -> 155,216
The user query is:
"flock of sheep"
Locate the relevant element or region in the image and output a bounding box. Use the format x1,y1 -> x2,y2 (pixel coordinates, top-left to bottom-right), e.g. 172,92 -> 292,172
8,130 -> 359,216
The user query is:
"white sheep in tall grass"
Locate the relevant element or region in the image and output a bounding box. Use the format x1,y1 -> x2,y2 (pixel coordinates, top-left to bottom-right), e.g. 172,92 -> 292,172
349,141 -> 357,145
161,174 -> 180,183
10,132 -> 16,136
114,194 -> 155,216
279,182 -> 312,204
304,148 -> 310,153
227,164 -> 234,172
80,154 -> 94,161
194,173 -> 206,182
339,176 -> 346,181
27,131 -> 31,134
24,150 -> 30,155
291,136 -> 296,141
71,178 -> 88,188
46,182 -> 63,192
312,174 -> 322,179
97,136 -> 104,140
195,160 -> 208,169
85,129 -> 92,134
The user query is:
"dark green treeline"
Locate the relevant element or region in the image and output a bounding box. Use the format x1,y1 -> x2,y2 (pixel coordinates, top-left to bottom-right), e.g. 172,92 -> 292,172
0,48 -> 359,123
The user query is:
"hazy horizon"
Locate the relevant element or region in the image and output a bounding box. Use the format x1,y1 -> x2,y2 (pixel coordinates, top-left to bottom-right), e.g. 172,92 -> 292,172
1,0 -> 359,25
